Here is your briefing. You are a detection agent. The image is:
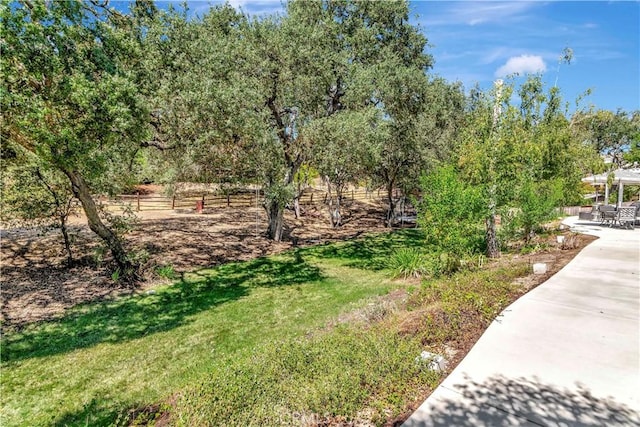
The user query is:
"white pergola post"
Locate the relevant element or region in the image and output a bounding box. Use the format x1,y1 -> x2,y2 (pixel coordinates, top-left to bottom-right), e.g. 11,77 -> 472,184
617,180 -> 624,208
582,168 -> 640,206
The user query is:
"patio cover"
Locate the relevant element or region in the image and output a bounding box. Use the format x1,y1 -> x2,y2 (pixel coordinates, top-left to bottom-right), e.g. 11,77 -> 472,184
581,168 -> 640,186
581,168 -> 640,206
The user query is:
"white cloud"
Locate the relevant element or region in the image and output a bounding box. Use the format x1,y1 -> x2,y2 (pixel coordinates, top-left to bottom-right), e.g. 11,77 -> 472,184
481,47 -> 516,65
495,55 -> 546,77
423,1 -> 540,27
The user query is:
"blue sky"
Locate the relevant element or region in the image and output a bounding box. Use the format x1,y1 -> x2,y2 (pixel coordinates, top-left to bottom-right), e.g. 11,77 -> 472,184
128,1 -> 639,113
413,1 -> 639,113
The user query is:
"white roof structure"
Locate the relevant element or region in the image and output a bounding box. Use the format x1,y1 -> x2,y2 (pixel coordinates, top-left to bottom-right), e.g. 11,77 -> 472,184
581,168 -> 640,186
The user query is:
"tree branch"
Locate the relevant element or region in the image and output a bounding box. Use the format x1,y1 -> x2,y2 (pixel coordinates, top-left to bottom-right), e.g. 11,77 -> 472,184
140,140 -> 178,151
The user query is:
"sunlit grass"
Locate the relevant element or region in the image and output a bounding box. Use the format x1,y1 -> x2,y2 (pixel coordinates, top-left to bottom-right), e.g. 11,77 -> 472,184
1,229 -> 534,426
1,231 -> 422,426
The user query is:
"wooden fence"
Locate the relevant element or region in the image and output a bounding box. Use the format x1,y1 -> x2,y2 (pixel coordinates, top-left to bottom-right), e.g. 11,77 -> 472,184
87,192 -> 591,216
560,206 -> 593,216
103,187 -> 392,212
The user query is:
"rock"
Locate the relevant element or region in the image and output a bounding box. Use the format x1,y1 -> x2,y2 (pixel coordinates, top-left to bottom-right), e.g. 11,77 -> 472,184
533,263 -> 547,275
416,350 -> 447,371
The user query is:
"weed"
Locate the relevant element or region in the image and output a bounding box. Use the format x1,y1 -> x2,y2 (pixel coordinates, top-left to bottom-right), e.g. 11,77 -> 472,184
355,298 -> 401,324
155,264 -> 177,280
520,242 -> 551,255
111,268 -> 121,282
560,233 -> 580,250
175,325 -> 441,426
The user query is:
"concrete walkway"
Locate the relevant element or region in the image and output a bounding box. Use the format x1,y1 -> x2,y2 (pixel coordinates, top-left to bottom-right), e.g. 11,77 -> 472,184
403,217 -> 640,426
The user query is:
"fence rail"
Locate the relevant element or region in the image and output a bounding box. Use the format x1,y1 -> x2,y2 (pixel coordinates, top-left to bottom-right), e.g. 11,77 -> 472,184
83,192 -> 591,217
560,206 -> 593,216
101,187 -> 392,212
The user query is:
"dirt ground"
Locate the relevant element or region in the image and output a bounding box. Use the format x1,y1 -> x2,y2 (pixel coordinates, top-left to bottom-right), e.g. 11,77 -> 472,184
1,200 -> 390,328
0,197 -> 596,330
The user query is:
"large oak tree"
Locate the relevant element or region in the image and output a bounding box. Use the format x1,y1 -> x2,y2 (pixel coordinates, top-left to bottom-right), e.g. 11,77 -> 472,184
1,0 -> 148,278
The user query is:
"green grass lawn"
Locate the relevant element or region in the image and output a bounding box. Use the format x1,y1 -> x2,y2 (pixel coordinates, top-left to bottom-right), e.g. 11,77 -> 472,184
1,230 -> 428,426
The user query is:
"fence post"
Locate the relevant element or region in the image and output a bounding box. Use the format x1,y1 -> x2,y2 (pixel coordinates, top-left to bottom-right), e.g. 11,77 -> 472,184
202,194 -> 206,209
136,192 -> 140,212
172,195 -> 176,210
227,194 -> 230,207
310,193 -> 314,204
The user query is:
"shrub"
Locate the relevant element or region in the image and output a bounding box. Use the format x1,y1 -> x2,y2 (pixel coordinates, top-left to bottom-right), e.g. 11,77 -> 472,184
427,252 -> 461,277
510,178 -> 563,244
417,165 -> 485,258
387,248 -> 427,279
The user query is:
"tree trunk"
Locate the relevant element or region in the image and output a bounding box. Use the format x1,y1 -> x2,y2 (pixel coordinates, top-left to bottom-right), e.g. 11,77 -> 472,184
266,198 -> 284,241
264,156 -> 301,241
59,213 -> 73,267
485,215 -> 500,258
63,169 -> 137,279
325,179 -> 342,228
293,195 -> 301,219
523,226 -> 535,244
385,184 -> 397,227
331,193 -> 342,227
485,185 -> 500,258
35,169 -> 75,267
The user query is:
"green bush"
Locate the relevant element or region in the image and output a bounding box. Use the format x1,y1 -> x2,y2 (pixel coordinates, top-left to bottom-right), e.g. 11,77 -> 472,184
502,178 -> 563,244
417,165 -> 485,258
427,252 -> 461,277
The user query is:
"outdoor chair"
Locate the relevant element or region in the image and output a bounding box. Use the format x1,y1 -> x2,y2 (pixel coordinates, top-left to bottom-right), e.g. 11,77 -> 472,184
598,205 -> 617,226
617,207 -> 637,229
632,202 -> 640,226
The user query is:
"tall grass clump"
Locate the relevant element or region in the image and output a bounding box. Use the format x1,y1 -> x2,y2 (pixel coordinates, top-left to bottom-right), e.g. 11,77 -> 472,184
387,247 -> 427,278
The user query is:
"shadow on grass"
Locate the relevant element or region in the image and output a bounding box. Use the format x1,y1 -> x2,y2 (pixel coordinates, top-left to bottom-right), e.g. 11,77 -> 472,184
1,252 -> 322,363
51,397 -> 170,427
309,229 -> 425,270
51,398 -> 120,427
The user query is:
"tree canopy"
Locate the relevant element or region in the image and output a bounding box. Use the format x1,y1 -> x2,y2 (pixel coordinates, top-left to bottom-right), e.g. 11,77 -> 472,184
2,0 -> 633,275
1,0 -> 149,277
